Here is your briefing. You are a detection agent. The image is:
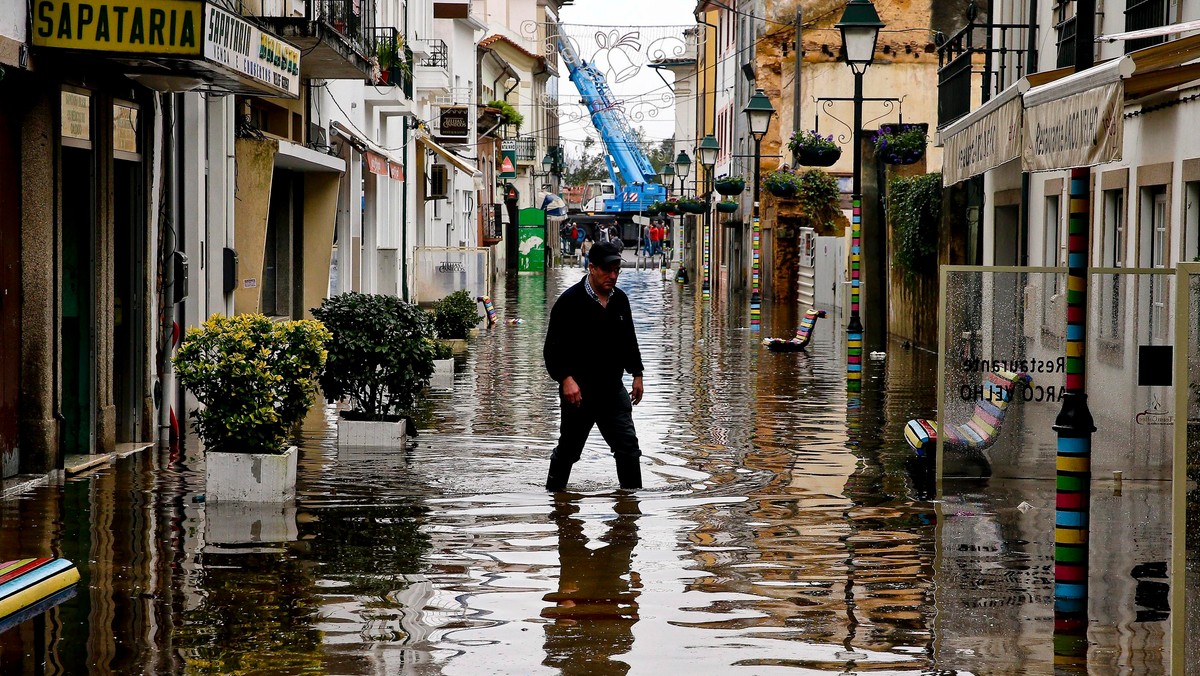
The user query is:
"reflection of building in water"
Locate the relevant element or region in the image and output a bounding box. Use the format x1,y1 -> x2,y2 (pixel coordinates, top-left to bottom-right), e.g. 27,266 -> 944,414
542,497 -> 640,675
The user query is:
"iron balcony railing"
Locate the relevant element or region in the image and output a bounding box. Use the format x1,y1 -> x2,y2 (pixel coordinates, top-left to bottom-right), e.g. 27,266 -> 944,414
936,20 -> 1034,128
314,0 -> 377,57
515,137 -> 536,163
1125,0 -> 1170,52
366,26 -> 413,95
420,39 -> 448,68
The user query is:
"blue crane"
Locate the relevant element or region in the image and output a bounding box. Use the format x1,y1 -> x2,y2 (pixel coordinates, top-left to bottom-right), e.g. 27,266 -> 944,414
554,22 -> 665,215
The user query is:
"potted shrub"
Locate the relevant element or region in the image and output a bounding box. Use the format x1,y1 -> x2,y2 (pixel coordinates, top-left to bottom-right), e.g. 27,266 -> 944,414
312,293 -> 438,446
716,199 -> 738,213
789,129 -> 842,167
374,36 -> 408,85
486,99 -> 524,129
796,169 -> 843,236
714,176 -> 745,196
763,169 -> 801,199
432,289 -> 483,353
174,313 -> 330,502
874,123 -> 928,165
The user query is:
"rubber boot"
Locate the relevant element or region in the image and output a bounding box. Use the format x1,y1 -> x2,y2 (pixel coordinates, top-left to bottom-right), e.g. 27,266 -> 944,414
545,457 -> 573,492
614,456 -> 642,490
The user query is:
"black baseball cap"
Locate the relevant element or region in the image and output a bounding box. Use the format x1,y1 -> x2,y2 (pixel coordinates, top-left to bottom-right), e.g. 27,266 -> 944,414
589,240 -> 623,267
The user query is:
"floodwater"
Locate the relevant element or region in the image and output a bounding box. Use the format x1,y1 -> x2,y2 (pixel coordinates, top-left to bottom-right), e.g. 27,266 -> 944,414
0,266 -> 1184,674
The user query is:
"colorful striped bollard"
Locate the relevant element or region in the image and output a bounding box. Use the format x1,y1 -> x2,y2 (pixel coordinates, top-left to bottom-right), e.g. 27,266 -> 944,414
846,196 -> 863,392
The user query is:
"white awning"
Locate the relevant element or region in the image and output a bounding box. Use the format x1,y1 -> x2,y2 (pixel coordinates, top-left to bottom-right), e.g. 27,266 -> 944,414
1097,19 -> 1200,43
275,138 -> 345,173
416,132 -> 480,176
938,79 -> 1030,186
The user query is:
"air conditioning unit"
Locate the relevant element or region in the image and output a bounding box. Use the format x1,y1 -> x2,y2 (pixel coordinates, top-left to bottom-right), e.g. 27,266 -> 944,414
427,164 -> 448,200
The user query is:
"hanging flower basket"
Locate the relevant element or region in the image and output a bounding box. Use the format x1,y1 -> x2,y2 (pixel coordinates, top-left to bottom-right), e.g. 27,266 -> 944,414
716,200 -> 738,213
763,170 -> 801,199
714,176 -> 746,196
663,199 -> 680,215
789,130 -> 842,167
874,123 -> 928,165
797,146 -> 842,167
645,202 -> 663,216
678,198 -> 708,214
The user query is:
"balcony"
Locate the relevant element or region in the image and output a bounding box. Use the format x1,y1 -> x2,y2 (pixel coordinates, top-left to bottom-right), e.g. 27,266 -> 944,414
515,137 -> 536,164
481,204 -> 503,246
415,39 -> 451,92
1125,0 -> 1170,52
253,0 -> 377,80
366,27 -> 413,99
936,20 -> 1034,128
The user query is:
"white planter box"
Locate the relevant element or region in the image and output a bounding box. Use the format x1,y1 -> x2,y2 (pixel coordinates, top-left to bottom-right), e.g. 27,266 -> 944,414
205,445 -> 297,503
337,417 -> 406,447
431,358 -> 454,389
205,501 -> 298,545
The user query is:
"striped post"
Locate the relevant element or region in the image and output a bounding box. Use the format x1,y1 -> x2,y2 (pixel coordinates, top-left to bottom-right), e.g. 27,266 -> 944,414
1052,166 -> 1095,666
702,214 -> 711,301
750,215 -> 761,330
847,196 -> 863,392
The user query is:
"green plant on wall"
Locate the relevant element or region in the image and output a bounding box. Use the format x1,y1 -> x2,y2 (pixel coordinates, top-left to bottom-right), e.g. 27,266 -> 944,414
889,173 -> 943,282
487,99 -> 524,129
795,169 -> 841,235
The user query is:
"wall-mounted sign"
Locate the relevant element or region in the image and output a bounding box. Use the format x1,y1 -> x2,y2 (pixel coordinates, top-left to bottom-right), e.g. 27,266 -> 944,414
61,90 -> 91,143
389,162 -> 403,181
439,106 -> 469,137
33,0 -> 203,54
203,4 -> 299,98
32,0 -> 300,98
113,102 -> 140,156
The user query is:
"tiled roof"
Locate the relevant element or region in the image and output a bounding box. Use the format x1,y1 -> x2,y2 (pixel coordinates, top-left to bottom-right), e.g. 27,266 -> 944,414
478,34 -> 544,63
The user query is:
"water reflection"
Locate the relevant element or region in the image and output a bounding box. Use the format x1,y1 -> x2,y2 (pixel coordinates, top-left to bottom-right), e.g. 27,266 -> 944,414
542,496 -> 640,674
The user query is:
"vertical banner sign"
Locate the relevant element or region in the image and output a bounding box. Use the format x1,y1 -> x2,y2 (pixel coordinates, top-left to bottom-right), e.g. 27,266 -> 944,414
500,140 -> 517,179
1024,82 -> 1123,171
365,151 -> 388,177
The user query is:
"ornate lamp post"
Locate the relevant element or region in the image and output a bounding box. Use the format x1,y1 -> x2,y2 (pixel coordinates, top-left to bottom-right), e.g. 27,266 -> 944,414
742,88 -> 775,331
696,135 -> 719,296
836,0 -> 883,391
674,150 -> 691,195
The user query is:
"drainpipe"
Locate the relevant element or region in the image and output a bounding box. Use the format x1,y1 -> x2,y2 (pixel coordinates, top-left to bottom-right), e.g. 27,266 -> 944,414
158,93 -> 178,447
401,118 -> 409,300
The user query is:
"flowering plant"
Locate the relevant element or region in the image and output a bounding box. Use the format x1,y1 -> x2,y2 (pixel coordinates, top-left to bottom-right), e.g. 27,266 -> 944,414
788,129 -> 838,154
763,169 -> 802,198
873,123 -> 928,165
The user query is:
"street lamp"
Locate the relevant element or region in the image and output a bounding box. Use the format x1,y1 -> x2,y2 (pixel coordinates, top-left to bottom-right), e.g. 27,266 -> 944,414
674,150 -> 692,196
660,164 -> 675,198
743,88 -> 775,331
696,135 -> 719,299
836,0 -> 882,392
541,152 -> 555,176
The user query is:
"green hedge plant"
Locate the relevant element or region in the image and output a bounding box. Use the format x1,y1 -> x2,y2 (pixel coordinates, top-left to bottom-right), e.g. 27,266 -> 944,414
432,289 -> 483,340
174,313 -> 330,454
888,173 -> 943,282
486,99 -> 524,128
312,292 -> 438,421
796,169 -> 842,235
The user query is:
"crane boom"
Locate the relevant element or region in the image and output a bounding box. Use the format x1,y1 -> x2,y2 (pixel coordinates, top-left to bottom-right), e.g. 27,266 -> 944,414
554,21 -> 665,214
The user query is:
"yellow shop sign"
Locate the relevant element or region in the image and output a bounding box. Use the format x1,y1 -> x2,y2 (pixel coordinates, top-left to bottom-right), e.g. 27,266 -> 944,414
32,0 -> 203,55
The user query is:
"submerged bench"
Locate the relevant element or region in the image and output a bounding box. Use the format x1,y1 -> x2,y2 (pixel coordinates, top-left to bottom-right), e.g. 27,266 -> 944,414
763,308 -> 827,352
905,369 -> 1032,456
0,558 -> 80,634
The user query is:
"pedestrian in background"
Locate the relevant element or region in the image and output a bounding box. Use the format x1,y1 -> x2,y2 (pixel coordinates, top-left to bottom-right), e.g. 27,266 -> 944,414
543,239 -> 644,491
579,237 -> 593,268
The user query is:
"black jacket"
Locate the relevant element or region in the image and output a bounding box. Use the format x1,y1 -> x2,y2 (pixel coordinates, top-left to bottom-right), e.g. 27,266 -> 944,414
544,277 -> 644,391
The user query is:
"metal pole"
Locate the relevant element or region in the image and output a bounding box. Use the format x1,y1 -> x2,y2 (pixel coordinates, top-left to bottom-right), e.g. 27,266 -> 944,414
1054,1 -> 1095,667
791,9 -> 803,166
846,69 -> 864,392
750,135 -> 762,330
701,172 -> 711,300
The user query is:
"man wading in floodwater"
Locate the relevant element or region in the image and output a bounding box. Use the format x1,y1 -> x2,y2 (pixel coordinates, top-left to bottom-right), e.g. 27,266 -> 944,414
543,240 -> 644,491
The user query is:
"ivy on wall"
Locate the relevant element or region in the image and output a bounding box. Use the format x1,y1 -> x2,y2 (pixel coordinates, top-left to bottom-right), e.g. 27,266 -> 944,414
888,173 -> 942,283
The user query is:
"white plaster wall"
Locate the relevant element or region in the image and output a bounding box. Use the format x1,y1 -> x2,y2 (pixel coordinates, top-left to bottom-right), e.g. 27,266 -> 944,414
0,0 -> 24,44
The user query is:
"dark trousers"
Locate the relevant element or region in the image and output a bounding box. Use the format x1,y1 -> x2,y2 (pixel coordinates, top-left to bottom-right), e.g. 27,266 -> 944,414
546,383 -> 642,490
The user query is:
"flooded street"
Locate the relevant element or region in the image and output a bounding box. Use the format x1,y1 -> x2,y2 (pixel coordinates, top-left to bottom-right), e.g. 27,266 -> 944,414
0,266 -> 1179,674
